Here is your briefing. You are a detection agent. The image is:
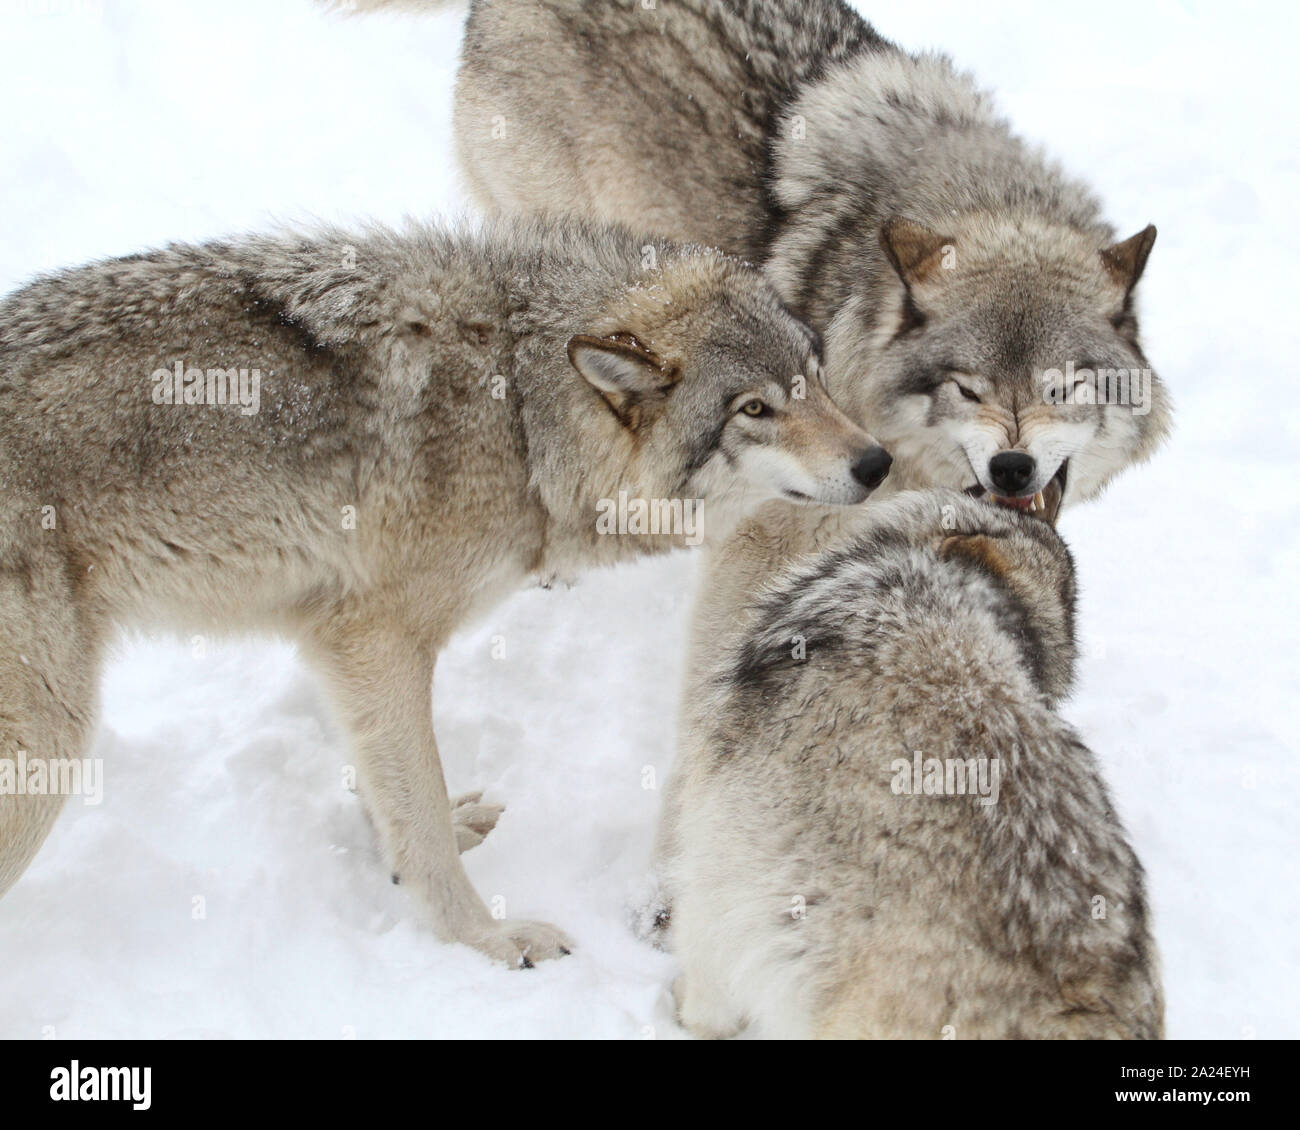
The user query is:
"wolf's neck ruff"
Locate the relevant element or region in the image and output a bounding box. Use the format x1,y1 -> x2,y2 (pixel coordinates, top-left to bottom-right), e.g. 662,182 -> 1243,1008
765,53 -> 1108,318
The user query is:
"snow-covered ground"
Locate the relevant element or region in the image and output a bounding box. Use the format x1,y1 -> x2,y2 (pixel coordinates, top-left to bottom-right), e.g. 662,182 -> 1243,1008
0,0 -> 1295,1039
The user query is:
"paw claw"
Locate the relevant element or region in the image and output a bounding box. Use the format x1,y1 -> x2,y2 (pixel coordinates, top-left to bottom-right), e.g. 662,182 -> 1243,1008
471,920 -> 574,968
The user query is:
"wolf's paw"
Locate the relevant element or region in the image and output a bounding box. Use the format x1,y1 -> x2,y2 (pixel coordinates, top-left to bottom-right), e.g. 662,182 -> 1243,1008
673,974 -> 744,1039
450,791 -> 504,853
473,919 -> 574,969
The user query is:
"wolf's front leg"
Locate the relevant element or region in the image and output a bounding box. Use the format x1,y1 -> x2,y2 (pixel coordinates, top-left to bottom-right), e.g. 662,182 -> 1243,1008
304,619 -> 571,967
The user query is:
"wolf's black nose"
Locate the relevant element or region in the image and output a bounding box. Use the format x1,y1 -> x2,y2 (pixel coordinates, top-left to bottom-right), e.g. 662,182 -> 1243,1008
851,447 -> 892,490
989,451 -> 1035,494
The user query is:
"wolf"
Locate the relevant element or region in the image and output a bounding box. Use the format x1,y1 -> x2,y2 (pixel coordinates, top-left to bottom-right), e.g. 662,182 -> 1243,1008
657,490 -> 1164,1039
355,0 -> 1171,515
0,215 -> 888,967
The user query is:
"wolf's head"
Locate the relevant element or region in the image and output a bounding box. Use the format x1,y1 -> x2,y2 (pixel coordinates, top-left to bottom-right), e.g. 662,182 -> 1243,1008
567,255 -> 891,534
930,492 -> 1078,701
850,491 -> 1078,701
730,489 -> 1077,705
823,214 -> 1171,524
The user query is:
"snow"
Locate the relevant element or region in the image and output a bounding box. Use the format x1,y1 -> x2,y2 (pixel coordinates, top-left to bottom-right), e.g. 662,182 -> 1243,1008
0,0 -> 1296,1039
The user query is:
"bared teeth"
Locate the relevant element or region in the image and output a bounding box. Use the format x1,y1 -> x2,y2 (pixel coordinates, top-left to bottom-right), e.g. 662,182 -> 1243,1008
990,494 -> 1033,511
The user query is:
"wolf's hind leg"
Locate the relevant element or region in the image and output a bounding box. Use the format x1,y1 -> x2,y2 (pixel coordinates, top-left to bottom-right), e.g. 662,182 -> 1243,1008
303,613 -> 571,967
0,557 -> 101,900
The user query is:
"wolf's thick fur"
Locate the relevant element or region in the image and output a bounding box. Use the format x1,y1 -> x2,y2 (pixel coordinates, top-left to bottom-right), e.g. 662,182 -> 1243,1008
658,491 -> 1164,1039
365,0 -> 1172,508
0,215 -> 884,965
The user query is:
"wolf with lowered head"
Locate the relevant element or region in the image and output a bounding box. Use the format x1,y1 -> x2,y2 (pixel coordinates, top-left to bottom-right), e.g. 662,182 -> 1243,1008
0,215 -> 887,966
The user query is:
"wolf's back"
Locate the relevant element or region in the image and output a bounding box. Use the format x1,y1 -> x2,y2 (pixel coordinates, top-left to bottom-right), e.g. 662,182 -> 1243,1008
353,0 -> 894,256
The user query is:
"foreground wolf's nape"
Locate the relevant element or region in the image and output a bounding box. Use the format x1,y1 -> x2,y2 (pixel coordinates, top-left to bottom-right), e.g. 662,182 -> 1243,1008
661,492 -> 1163,1039
0,214 -> 888,968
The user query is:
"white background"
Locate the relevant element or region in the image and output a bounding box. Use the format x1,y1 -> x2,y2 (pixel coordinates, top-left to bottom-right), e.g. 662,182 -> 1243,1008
0,0 -> 1296,1038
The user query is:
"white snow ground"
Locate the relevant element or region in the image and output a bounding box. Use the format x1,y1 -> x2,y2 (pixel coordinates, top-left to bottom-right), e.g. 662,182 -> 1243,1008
0,0 -> 1296,1039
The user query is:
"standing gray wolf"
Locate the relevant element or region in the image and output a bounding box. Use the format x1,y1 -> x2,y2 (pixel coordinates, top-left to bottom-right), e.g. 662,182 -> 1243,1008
0,215 -> 888,966
657,491 -> 1164,1038
355,0 -> 1172,513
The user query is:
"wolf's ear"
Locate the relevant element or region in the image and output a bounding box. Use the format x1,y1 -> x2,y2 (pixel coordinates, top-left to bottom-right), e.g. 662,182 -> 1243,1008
938,533 -> 1011,580
879,218 -> 954,288
567,334 -> 681,428
1100,225 -> 1157,295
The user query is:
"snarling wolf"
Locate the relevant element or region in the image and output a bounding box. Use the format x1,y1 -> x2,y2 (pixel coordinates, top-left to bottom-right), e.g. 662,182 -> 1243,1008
0,215 -> 886,966
358,0 -> 1172,516
657,491 -> 1164,1039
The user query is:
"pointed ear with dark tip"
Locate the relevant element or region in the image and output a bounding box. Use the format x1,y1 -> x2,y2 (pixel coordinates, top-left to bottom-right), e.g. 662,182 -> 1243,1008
567,334 -> 681,429
1100,224 -> 1157,296
878,217 -> 954,288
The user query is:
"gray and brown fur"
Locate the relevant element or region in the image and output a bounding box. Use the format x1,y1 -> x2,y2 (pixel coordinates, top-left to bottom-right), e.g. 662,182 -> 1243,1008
363,0 -> 1171,508
658,491 -> 1163,1039
0,214 -> 884,966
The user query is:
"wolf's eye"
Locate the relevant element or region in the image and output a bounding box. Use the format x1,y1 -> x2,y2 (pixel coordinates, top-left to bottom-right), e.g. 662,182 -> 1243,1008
953,382 -> 981,403
739,398 -> 771,418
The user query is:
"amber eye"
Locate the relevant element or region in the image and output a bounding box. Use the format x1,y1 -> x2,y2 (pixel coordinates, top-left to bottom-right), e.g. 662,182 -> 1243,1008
740,398 -> 771,418
955,383 -> 981,404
